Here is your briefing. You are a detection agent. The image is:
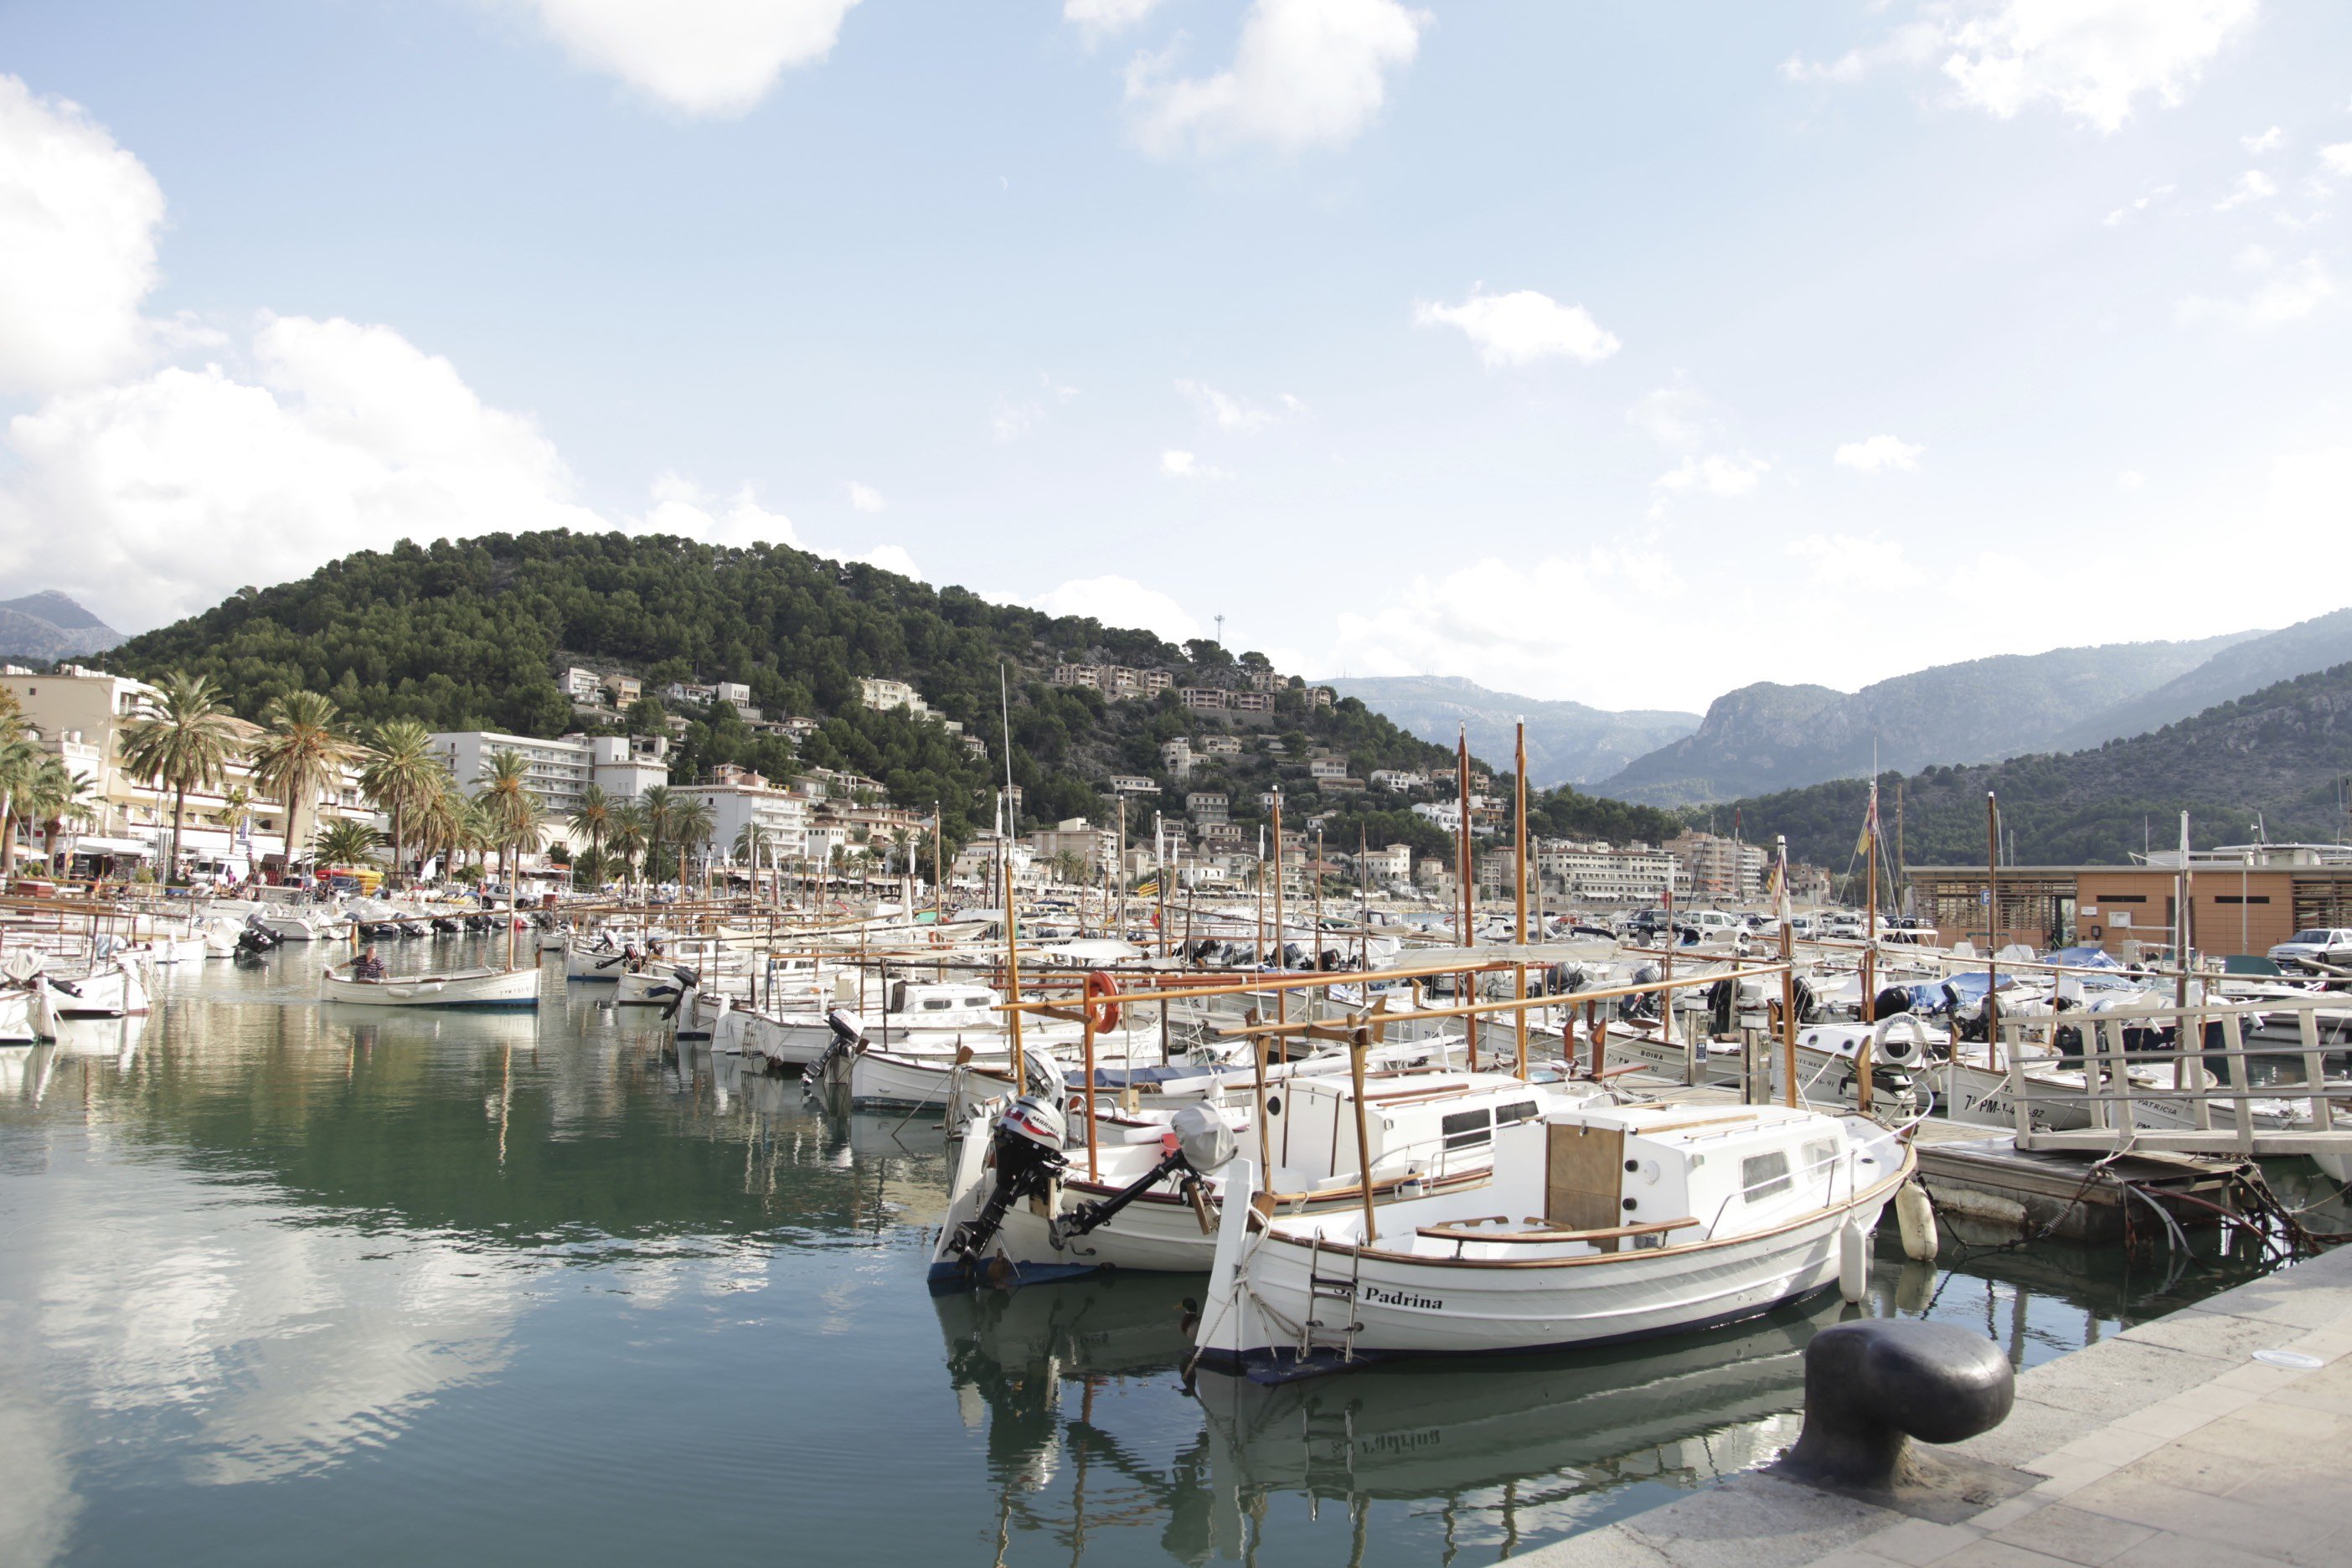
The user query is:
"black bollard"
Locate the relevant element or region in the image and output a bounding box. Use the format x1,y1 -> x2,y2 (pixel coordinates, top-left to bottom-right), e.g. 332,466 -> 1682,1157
1780,1320 -> 2014,1492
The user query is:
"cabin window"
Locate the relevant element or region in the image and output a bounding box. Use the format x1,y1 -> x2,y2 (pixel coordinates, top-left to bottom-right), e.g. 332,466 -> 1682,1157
2215,895 -> 2270,905
1741,1151 -> 1792,1201
1441,1108 -> 1492,1152
924,998 -> 952,1010
1494,1101 -> 1538,1127
2096,895 -> 2148,905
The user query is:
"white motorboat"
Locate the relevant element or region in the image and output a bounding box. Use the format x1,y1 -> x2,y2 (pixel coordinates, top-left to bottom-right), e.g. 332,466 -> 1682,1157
931,1070 -> 1607,1282
613,964 -> 696,1009
255,907 -> 348,942
321,964 -> 540,1009
1189,1098 -> 1913,1375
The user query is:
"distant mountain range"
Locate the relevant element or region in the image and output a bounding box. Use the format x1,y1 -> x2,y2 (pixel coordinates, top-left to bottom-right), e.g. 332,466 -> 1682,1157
1732,658 -> 2352,871
0,591 -> 124,663
1592,632 -> 2262,807
1318,676 -> 1700,787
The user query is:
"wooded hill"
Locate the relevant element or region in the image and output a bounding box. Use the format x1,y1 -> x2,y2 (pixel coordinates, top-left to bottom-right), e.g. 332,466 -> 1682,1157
1724,662 -> 2352,872
109,529 -> 1671,854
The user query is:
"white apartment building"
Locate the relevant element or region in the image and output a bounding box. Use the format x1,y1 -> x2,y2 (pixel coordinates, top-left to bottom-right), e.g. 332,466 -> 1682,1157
3,664 -> 369,873
1107,775 -> 1157,794
1158,738 -> 1194,780
1308,756 -> 1349,780
1669,832 -> 1768,903
678,776 -> 810,864
1369,769 -> 1426,792
1363,843 -> 1413,882
1537,839 -> 1681,904
858,677 -> 931,717
428,730 -> 668,834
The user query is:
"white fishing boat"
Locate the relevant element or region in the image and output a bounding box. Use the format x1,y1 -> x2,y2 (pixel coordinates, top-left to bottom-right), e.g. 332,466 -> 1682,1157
1189,1098 -> 1913,1375
931,1070 -> 1607,1282
30,954 -> 152,1030
321,963 -> 540,1009
613,964 -> 696,1008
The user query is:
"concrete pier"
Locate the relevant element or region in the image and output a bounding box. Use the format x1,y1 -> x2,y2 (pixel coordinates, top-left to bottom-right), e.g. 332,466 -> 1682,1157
1519,1235 -> 2352,1567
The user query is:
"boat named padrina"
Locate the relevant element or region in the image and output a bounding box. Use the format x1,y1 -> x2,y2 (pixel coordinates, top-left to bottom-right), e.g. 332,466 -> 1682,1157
1191,1099 -> 1915,1379
321,963 -> 540,1009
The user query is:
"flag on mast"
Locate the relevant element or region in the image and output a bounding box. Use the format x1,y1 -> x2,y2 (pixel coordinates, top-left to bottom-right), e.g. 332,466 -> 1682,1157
1854,780 -> 1880,858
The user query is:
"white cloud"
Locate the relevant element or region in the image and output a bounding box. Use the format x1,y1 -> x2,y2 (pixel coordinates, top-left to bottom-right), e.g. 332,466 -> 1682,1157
2177,247 -> 2335,327
636,472 -> 799,546
1030,575 -> 1201,642
2320,143 -> 2352,177
1159,448 -> 1229,480
1175,379 -> 1298,432
1065,0 -> 1163,37
2117,468 -> 2147,488
1627,380 -> 1714,450
843,479 -> 885,513
1651,452 -> 1769,511
1125,0 -> 1426,157
1787,0 -> 2258,134
1834,434 -> 1925,473
2214,168 -> 2278,209
1323,549 -> 1698,709
2242,125 -> 2284,154
844,543 -> 920,576
0,316 -> 604,629
1414,287 -> 1621,369
1787,533 -> 1926,591
0,75 -> 166,396
518,0 -> 860,116
2104,181 -> 2175,224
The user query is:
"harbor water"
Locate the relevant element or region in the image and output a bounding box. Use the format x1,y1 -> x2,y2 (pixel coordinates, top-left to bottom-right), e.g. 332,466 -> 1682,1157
0,942 -> 2293,1565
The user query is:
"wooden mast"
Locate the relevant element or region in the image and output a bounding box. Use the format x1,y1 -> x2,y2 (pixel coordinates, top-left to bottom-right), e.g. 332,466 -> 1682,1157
1514,718 -> 1529,1080
1271,792 -> 1286,1029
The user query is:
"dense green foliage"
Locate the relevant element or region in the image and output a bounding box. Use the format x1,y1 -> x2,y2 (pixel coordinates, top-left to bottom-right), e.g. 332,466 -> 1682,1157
111,529 -> 1456,848
1724,663 -> 2352,869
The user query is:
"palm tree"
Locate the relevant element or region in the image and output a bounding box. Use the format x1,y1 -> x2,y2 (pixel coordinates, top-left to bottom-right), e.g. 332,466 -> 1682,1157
359,718 -> 441,885
250,691 -> 362,874
314,818 -> 384,869
607,802 -> 648,893
0,729 -> 39,875
119,673 -> 242,882
569,783 -> 612,870
25,758 -> 95,873
640,785 -> 676,860
413,773 -> 467,884
671,798 -> 714,890
473,750 -> 543,887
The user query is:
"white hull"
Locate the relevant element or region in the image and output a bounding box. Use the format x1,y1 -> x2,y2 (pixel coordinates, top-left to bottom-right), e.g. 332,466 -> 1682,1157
0,990 -> 36,1045
34,958 -> 151,1025
1201,1169 -> 1898,1366
322,967 -> 540,1008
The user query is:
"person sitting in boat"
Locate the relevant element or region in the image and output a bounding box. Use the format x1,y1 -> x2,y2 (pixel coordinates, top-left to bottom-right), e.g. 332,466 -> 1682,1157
353,946 -> 387,982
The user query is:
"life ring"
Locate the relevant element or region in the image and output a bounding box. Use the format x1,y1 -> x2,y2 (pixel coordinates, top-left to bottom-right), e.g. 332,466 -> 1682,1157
1082,969 -> 1122,1034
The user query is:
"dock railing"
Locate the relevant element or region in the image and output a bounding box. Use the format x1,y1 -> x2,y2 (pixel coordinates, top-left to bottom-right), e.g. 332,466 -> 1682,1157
2001,993 -> 2352,1156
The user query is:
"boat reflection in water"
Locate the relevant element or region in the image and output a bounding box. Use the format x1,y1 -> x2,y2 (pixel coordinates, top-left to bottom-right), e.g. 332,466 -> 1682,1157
935,1273 -> 1844,1564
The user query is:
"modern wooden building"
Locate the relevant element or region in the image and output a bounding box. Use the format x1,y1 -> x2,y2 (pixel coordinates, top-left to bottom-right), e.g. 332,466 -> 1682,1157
1907,845 -> 2352,958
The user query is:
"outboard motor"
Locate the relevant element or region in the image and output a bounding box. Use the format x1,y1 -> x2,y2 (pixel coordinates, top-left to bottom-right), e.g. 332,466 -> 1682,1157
1049,1103 -> 1236,1251
1874,987 -> 1913,1019
938,1096 -> 1072,1279
801,1006 -> 869,1088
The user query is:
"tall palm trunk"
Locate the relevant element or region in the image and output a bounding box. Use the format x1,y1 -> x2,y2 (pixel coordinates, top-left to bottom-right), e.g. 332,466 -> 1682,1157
171,785 -> 188,880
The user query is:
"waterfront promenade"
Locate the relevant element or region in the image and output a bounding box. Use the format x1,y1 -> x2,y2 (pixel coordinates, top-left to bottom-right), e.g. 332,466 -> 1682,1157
1524,1240 -> 2352,1568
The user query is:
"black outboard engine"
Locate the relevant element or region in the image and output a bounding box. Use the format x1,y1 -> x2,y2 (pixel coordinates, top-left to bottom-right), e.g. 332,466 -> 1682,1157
939,1096 -> 1072,1280
1874,986 -> 1913,1019
801,1006 -> 868,1087
1050,1104 -> 1235,1250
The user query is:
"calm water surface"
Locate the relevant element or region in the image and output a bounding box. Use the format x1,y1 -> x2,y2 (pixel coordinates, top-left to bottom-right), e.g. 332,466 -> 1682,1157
0,942 -> 2288,1565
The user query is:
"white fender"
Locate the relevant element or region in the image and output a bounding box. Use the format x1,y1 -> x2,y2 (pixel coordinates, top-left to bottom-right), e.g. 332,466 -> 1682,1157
1838,1219 -> 1869,1303
1896,1181 -> 1939,1262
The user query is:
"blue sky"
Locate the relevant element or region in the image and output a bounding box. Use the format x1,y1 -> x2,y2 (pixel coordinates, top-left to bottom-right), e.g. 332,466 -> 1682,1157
0,1 -> 2345,711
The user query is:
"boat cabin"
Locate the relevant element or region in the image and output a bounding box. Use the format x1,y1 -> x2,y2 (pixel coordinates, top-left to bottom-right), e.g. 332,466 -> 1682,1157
1258,1071 -> 1554,1191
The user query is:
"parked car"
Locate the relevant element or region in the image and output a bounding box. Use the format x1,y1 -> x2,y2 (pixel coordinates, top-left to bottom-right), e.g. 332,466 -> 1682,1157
2267,928 -> 2352,970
